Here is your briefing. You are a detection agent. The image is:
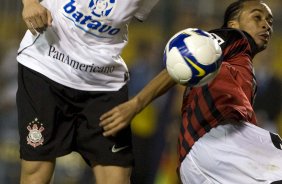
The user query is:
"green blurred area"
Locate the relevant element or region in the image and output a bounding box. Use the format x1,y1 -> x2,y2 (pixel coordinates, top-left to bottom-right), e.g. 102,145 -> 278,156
0,1 -> 281,183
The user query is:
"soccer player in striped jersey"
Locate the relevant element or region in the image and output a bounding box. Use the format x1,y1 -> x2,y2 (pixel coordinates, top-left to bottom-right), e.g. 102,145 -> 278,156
100,0 -> 282,183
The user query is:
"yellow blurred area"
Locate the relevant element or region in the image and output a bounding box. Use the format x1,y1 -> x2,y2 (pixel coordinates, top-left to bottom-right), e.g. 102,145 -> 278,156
0,15 -> 25,42
273,37 -> 282,79
131,104 -> 158,137
122,23 -> 164,67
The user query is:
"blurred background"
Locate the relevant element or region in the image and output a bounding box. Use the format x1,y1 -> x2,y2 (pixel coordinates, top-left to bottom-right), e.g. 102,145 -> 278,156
0,0 -> 281,183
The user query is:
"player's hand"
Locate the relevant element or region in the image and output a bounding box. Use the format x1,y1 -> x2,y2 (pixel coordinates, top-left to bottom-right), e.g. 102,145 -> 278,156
99,99 -> 139,136
22,1 -> 52,35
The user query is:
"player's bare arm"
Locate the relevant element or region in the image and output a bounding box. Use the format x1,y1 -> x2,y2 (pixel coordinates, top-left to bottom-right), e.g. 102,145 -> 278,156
22,0 -> 52,35
99,69 -> 176,136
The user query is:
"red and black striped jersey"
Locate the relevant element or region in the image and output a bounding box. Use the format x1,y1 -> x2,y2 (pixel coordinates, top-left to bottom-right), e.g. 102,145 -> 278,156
178,28 -> 258,163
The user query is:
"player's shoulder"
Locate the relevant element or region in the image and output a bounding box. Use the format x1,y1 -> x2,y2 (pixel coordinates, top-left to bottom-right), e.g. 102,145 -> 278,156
209,28 -> 248,42
209,28 -> 256,49
209,28 -> 257,59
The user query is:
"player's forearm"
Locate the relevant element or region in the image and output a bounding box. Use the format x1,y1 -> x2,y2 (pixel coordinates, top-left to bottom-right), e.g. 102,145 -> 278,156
132,69 -> 176,113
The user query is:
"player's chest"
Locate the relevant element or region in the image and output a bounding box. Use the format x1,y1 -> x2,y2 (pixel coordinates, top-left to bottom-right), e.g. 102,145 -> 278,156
60,0 -> 143,25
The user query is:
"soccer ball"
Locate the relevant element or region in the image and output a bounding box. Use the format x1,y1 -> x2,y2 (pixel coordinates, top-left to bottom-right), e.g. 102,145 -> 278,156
164,28 -> 222,86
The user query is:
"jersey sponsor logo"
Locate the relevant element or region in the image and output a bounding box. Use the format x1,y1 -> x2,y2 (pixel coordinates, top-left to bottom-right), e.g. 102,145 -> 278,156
63,0 -> 120,38
89,0 -> 115,17
48,45 -> 115,74
111,145 -> 129,153
26,118 -> 45,148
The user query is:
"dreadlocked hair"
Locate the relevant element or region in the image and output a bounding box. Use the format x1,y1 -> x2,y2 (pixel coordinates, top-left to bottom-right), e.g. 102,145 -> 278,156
222,0 -> 263,28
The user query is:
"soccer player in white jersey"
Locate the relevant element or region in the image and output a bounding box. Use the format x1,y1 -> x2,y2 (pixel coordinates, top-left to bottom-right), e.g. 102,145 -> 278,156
100,0 -> 282,183
17,0 -> 158,183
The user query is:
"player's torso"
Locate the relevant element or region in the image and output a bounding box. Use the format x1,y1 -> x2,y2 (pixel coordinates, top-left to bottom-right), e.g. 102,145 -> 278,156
17,0 -> 146,91
46,0 -> 143,44
213,28 -> 257,107
178,29 -> 257,162
182,28 -> 256,117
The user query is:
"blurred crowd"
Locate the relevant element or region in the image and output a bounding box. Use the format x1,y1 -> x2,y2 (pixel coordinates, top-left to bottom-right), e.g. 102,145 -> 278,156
0,0 -> 281,183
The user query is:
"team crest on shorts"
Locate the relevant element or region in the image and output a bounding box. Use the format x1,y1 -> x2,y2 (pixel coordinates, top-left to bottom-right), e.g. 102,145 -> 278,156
26,118 -> 45,148
89,0 -> 116,17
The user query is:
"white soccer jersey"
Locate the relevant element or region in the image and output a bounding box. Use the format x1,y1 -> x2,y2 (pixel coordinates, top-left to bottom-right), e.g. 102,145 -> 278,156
17,0 -> 159,91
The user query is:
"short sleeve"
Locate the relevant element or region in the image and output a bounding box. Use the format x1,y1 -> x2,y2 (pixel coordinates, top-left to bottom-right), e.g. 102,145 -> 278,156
134,0 -> 159,21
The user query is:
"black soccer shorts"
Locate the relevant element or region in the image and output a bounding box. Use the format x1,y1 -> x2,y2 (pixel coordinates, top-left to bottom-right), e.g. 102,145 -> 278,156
17,64 -> 133,167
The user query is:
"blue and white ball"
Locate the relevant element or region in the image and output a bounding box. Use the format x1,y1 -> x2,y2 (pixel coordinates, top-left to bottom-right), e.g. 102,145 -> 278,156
164,28 -> 222,86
